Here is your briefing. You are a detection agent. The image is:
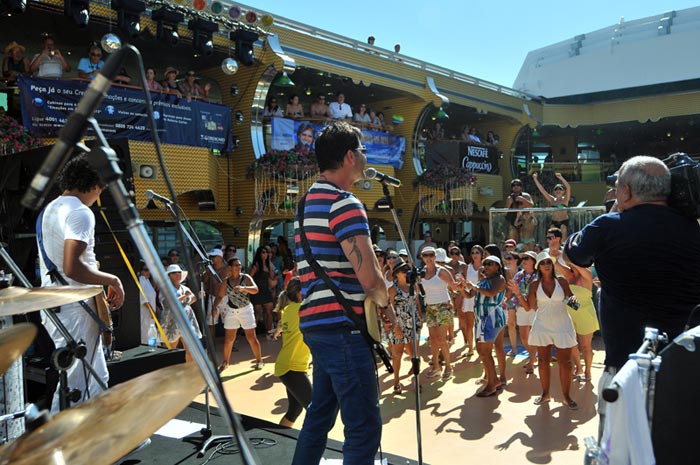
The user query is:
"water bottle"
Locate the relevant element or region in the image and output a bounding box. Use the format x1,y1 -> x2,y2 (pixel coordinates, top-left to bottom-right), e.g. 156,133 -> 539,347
583,436 -> 600,465
147,323 -> 157,352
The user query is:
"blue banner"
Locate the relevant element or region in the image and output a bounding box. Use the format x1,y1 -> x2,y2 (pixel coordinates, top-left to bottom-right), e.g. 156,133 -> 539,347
270,117 -> 404,169
18,76 -> 232,151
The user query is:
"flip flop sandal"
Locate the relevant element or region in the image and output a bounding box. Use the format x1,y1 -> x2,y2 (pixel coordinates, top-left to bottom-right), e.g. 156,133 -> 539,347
566,400 -> 579,410
533,396 -> 550,405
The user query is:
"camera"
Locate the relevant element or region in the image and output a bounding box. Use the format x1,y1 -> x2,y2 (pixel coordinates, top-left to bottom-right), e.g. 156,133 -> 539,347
663,152 -> 700,219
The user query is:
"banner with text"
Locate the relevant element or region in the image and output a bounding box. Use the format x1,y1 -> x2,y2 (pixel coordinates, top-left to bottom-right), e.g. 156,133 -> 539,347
269,117 -> 405,169
18,76 -> 232,151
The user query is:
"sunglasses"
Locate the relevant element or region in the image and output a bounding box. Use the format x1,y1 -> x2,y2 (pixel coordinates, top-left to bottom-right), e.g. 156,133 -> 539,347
512,183 -> 522,187
546,236 -> 556,240
539,260 -> 553,266
422,253 -> 435,258
449,250 -> 461,255
355,146 -> 367,155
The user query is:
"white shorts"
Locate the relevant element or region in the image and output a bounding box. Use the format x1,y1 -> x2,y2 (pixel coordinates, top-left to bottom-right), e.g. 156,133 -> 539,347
223,302 -> 256,330
461,297 -> 474,313
516,306 -> 536,326
205,295 -> 229,326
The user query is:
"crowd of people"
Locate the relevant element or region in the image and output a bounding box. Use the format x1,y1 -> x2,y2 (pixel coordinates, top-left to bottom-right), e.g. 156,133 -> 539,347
422,121 -> 500,146
2,35 -> 213,101
263,91 -> 395,132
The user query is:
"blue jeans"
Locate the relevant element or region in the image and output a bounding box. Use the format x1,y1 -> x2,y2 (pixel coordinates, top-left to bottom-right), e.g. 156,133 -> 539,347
291,328 -> 381,465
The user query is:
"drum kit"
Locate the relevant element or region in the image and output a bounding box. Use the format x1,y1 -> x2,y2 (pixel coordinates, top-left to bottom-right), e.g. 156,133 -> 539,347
0,285 -> 205,465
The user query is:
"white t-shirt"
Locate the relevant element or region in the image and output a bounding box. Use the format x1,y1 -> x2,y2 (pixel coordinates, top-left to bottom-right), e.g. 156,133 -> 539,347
39,195 -> 96,287
329,101 -> 352,119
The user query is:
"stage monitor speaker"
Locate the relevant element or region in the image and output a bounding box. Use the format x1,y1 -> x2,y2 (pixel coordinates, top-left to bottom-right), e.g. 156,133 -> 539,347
651,332 -> 700,465
0,141 -> 141,350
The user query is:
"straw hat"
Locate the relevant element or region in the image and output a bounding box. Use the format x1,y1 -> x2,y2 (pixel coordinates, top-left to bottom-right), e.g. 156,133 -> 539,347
4,41 -> 25,55
535,251 -> 554,269
164,66 -> 179,78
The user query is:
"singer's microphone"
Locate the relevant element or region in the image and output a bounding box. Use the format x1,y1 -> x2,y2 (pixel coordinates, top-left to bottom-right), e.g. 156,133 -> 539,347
145,189 -> 173,205
364,167 -> 402,188
21,47 -> 128,210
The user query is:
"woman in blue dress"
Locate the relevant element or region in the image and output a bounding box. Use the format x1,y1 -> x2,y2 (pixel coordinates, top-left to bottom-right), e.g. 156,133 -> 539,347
460,256 -> 506,397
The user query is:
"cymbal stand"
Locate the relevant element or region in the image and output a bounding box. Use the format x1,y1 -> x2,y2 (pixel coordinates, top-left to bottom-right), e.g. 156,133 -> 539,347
0,244 -> 108,411
379,182 -> 424,465
82,81 -> 258,465
159,196 -> 223,448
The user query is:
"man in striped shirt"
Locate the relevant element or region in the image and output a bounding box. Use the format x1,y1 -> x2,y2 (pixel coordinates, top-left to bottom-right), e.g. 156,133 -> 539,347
292,121 -> 390,465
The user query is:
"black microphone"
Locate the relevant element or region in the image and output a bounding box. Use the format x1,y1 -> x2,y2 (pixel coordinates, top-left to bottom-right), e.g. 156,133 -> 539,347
364,167 -> 402,188
21,47 -> 128,210
145,189 -> 173,205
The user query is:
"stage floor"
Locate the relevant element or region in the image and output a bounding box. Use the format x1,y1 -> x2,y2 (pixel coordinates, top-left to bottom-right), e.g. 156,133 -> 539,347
173,328 -> 605,465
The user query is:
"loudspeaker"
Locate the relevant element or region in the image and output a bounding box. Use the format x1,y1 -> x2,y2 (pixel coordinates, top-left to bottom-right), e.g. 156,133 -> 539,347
652,333 -> 700,465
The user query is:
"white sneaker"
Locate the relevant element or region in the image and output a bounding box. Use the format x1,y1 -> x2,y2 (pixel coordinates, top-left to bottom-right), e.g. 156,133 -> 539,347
254,361 -> 264,370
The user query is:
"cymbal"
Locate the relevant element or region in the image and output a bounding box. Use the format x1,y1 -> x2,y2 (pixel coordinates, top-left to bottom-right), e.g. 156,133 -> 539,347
0,286 -> 102,317
0,323 -> 37,375
0,363 -> 205,465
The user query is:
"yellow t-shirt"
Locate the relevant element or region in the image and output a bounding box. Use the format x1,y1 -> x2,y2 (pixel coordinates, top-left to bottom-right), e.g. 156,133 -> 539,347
274,302 -> 311,377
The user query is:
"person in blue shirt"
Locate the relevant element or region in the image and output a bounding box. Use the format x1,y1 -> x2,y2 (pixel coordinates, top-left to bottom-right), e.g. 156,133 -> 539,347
77,44 -> 104,80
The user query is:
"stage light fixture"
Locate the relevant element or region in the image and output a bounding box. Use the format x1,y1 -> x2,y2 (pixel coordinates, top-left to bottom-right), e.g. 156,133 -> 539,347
235,111 -> 244,122
64,0 -> 89,27
111,0 -> 146,38
273,72 -> 295,87
230,84 -> 239,96
2,0 -> 26,14
152,7 -> 184,47
230,29 -> 258,66
188,18 -> 218,57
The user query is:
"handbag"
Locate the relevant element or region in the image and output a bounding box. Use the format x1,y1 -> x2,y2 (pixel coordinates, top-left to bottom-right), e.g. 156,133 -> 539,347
297,194 -> 394,373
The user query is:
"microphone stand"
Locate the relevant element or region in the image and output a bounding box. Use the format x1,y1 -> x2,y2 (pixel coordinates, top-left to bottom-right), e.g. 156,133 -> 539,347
0,243 -> 108,411
154,196 -> 223,449
379,182 -> 424,465
83,116 -> 259,465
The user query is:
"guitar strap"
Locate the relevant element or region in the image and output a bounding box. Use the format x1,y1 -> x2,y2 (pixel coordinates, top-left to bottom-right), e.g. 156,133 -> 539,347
297,194 -> 393,373
36,208 -> 111,334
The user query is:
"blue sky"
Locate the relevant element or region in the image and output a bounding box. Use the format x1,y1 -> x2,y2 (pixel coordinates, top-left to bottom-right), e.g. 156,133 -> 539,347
245,1 -> 698,88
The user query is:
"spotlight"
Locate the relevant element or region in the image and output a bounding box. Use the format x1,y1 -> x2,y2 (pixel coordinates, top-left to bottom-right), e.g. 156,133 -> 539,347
232,136 -> 240,148
64,0 -> 89,27
221,57 -> 238,75
230,84 -> 239,96
188,18 -> 218,57
2,0 -> 26,14
111,0 -> 145,38
152,7 -> 184,47
235,111 -> 244,122
230,29 -> 258,66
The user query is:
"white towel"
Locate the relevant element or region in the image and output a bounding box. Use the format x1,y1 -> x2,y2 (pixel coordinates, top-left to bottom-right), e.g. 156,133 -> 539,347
600,360 -> 655,465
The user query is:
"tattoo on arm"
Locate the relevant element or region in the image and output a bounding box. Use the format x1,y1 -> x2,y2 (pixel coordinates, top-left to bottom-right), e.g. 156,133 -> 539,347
347,237 -> 363,269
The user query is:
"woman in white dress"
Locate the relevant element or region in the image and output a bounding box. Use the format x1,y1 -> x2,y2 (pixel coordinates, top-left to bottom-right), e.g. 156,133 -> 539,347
460,245 -> 483,357
522,251 -> 579,409
138,263 -> 158,344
